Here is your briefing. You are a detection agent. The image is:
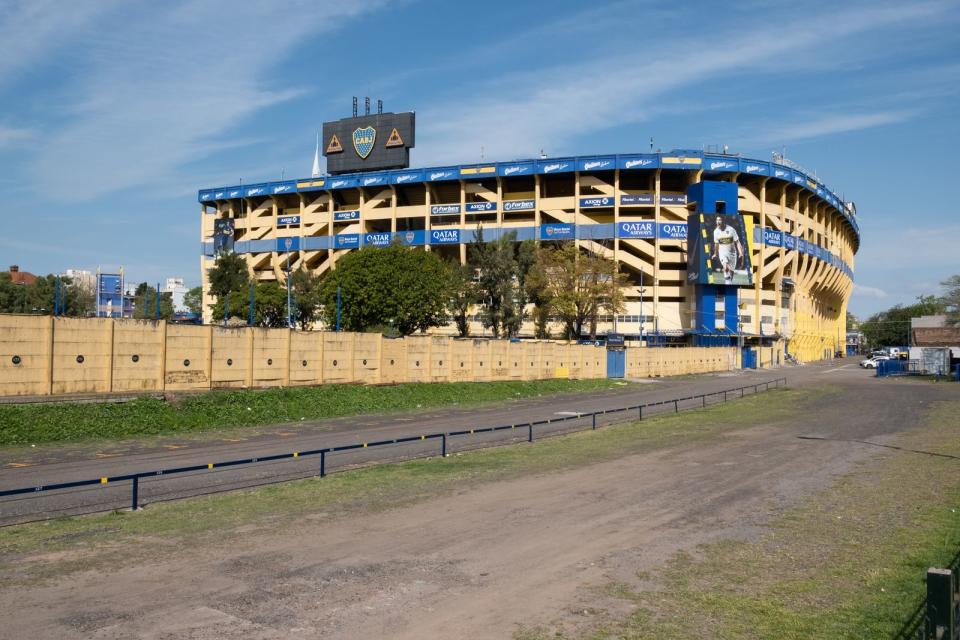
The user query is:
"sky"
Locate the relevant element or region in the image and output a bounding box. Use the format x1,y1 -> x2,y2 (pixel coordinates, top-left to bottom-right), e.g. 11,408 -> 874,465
0,0 -> 957,318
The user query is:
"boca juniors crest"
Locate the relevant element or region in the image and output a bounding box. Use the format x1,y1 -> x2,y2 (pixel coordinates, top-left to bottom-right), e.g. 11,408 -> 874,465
352,126 -> 376,159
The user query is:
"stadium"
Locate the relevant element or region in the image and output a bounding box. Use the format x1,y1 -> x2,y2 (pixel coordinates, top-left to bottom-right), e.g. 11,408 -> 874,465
198,112 -> 858,364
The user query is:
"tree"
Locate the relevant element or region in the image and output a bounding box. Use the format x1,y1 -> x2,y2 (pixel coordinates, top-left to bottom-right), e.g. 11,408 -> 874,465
207,252 -> 249,301
131,282 -> 174,320
290,267 -> 324,330
318,242 -> 451,335
860,295 -> 945,348
845,310 -> 858,330
447,260 -> 478,337
524,249 -> 555,339
468,229 -> 535,338
183,286 -> 203,316
209,281 -> 289,327
942,275 -> 960,326
534,244 -> 627,340
0,272 -> 93,316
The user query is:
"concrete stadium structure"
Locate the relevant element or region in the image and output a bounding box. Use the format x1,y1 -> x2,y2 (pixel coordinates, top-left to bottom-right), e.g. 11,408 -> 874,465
198,150 -> 859,363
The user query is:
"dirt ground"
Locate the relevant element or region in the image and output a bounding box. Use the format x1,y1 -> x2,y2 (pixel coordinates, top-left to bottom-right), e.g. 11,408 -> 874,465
1,367 -> 957,639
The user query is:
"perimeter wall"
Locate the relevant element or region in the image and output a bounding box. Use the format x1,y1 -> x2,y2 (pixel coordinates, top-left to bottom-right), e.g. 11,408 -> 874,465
0,315 -> 736,398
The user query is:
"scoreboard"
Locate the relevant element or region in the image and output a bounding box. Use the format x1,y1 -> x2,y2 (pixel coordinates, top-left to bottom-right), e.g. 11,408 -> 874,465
322,111 -> 415,174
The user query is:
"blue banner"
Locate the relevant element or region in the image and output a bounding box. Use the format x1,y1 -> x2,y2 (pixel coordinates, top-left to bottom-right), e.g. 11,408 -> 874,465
277,215 -> 300,226
784,233 -> 796,250
426,167 -> 459,181
334,210 -> 360,221
431,204 -> 461,215
498,161 -> 535,177
395,230 -> 425,246
741,160 -> 769,175
328,176 -> 358,189
302,236 -> 328,251
276,236 -> 300,252
617,221 -> 655,238
538,159 -> 575,174
762,228 -> 783,247
227,188 -> 242,198
503,199 -> 535,212
577,223 -> 615,240
579,196 -> 614,208
360,174 -> 388,187
271,181 -> 296,195
430,228 -> 461,244
618,154 -> 659,170
704,157 -> 738,172
658,222 -> 688,239
363,232 -> 393,247
199,190 -> 214,201
578,157 -> 615,172
214,189 -> 227,199
466,201 -> 496,212
334,234 -> 360,249
620,194 -> 654,206
659,194 -> 687,205
392,170 -> 424,184
772,166 -> 791,180
540,223 -> 575,240
245,184 -> 268,197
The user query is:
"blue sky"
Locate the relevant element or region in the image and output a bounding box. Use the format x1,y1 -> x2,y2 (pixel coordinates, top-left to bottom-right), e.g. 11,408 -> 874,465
0,0 -> 957,318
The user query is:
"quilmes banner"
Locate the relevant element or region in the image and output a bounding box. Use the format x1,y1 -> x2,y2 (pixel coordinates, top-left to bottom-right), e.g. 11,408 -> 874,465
686,213 -> 753,286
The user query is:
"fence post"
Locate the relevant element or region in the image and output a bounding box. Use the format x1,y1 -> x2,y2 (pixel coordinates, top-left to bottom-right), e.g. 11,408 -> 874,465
528,423 -> 534,443
320,450 -> 326,477
639,405 -> 643,420
741,388 -> 744,398
674,399 -> 678,413
723,390 -> 727,402
592,413 -> 596,430
702,395 -> 706,408
130,476 -> 139,511
927,568 -> 955,640
442,434 -> 447,457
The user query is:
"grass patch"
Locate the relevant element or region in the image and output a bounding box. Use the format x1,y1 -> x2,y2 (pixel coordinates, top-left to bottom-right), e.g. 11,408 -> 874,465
0,387 -> 806,583
0,378 -> 622,447
577,400 -> 960,640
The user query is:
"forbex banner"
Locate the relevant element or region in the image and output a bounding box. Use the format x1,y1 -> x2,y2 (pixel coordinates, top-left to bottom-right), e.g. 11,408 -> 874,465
686,213 -> 753,286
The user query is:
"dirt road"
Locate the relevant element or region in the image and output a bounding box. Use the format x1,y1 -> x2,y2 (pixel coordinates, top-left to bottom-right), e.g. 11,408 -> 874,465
2,366 -> 954,639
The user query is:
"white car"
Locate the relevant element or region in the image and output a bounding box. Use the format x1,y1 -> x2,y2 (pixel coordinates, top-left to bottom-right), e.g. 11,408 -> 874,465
860,355 -> 890,369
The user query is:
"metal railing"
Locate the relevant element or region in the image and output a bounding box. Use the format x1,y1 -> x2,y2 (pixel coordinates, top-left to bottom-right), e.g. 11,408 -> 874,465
895,550 -> 960,640
0,378 -> 787,525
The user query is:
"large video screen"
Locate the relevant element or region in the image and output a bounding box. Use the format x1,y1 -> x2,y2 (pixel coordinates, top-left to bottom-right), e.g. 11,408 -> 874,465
686,213 -> 753,286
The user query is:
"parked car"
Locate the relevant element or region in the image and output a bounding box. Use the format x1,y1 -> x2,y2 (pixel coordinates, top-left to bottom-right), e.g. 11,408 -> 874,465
860,355 -> 890,369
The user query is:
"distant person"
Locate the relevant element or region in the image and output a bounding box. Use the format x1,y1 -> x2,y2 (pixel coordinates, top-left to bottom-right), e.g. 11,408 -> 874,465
712,217 -> 744,285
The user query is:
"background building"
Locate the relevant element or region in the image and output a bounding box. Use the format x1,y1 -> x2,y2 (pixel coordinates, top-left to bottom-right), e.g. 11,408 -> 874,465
199,148 -> 858,363
162,277 -> 188,312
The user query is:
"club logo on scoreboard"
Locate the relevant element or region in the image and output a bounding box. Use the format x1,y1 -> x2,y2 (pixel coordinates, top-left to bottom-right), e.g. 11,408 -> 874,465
352,126 -> 376,159
326,134 -> 343,154
385,127 -> 404,148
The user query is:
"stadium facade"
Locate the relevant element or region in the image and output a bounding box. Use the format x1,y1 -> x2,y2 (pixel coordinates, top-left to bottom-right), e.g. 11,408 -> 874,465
198,149 -> 858,363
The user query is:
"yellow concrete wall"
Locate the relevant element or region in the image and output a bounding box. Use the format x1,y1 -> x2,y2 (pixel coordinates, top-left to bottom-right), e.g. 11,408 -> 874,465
0,315 -> 747,397
165,324 -> 212,391
211,327 -> 251,388
112,320 -> 164,392
379,337 -> 407,383
470,339 -> 492,382
289,331 -> 323,386
353,333 -> 381,384
322,332 -> 355,383
52,317 -> 113,394
449,339 -> 474,382
0,314 -> 52,396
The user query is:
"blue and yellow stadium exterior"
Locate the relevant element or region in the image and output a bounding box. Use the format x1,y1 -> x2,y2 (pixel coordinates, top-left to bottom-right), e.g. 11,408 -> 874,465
199,150 -> 858,362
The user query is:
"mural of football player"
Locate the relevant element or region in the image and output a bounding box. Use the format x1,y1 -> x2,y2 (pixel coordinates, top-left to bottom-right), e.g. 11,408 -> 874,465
712,216 -> 744,285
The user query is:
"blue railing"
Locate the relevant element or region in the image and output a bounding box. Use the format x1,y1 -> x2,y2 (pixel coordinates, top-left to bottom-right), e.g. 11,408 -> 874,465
0,378 -> 786,524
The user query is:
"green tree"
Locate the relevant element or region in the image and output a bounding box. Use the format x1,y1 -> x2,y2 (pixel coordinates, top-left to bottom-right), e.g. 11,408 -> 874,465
535,244 -> 628,340
468,229 -> 535,338
207,253 -> 249,301
290,267 -> 324,330
183,286 -> 203,315
860,295 -> 945,348
318,243 -> 450,335
845,310 -> 858,330
942,275 -> 960,326
524,249 -> 555,339
210,281 -> 289,327
131,282 -> 174,320
447,260 -> 478,337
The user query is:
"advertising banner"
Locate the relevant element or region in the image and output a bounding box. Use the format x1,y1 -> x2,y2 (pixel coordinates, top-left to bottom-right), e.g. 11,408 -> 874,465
334,210 -> 360,221
363,232 -> 393,247
334,234 -> 360,249
659,194 -> 687,205
277,215 -> 300,226
498,161 -> 535,177
620,194 -> 654,206
540,223 -> 575,240
466,202 -> 496,213
430,204 -> 461,216
762,227 -> 783,247
579,196 -> 614,209
657,222 -> 688,240
503,199 -> 535,212
429,229 -> 461,245
686,213 -> 753,286
617,221 -> 655,239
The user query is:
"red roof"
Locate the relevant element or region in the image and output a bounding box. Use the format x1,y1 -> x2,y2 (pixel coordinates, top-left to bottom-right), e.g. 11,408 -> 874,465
6,265 -> 37,286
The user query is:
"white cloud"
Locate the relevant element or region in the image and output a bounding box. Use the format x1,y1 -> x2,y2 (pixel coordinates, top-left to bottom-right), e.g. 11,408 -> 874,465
22,1 -> 384,200
753,111 -> 915,145
852,284 -> 889,299
0,125 -> 33,148
413,1 -> 951,166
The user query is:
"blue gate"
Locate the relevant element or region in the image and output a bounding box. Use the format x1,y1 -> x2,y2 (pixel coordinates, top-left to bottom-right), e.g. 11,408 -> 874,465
741,347 -> 757,369
607,349 -> 625,378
